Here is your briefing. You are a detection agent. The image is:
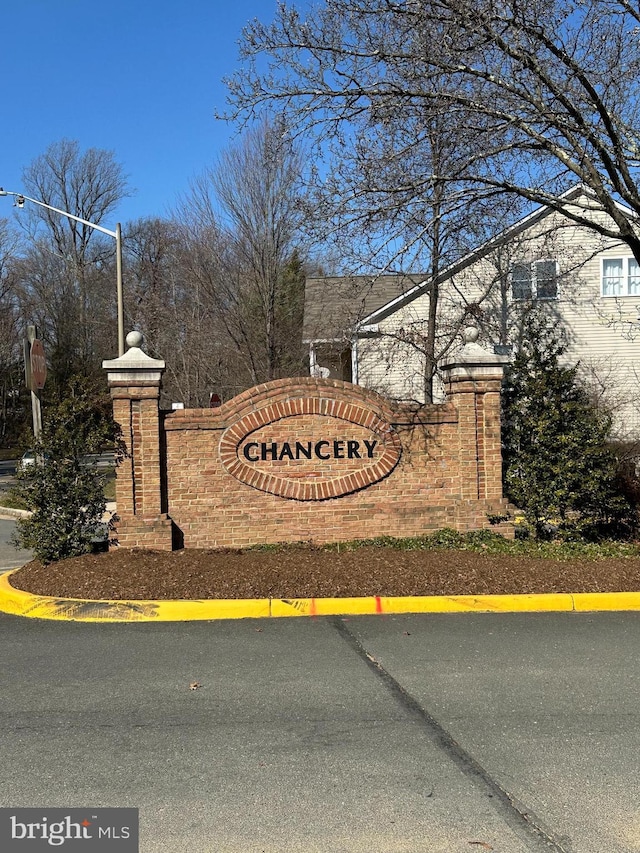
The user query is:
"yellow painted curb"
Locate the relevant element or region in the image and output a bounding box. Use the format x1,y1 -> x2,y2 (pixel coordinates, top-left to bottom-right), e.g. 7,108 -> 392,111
270,593 -> 576,617
379,593 -> 575,613
1,570 -> 640,623
0,572 -> 269,622
572,591 -> 640,611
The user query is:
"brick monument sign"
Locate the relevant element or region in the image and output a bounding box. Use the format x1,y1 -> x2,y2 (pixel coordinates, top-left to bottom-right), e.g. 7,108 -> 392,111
103,329 -> 512,550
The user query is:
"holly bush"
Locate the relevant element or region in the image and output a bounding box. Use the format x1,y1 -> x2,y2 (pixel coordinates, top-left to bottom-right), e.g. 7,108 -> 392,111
13,377 -> 121,564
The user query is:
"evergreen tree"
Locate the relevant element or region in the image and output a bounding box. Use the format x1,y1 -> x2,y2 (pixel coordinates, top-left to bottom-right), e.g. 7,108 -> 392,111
502,312 -> 635,540
274,248 -> 307,377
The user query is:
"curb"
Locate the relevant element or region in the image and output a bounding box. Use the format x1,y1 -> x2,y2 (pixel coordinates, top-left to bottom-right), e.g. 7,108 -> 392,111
0,506 -> 31,520
0,503 -> 116,522
1,569 -> 640,623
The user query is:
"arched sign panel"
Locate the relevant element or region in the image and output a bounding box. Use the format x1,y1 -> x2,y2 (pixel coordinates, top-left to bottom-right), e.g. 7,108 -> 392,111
219,397 -> 402,501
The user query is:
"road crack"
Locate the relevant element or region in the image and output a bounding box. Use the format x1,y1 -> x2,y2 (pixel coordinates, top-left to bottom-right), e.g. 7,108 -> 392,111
330,617 -> 572,853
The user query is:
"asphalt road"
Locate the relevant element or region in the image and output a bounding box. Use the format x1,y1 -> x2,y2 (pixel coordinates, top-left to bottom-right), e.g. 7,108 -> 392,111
0,453 -> 113,483
0,518 -> 32,572
0,458 -> 17,492
0,611 -> 638,852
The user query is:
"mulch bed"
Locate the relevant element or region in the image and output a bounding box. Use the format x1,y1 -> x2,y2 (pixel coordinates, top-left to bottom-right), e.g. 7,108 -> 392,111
8,545 -> 640,600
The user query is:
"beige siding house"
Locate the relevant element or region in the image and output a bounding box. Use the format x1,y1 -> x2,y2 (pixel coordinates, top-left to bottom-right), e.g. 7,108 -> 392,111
303,186 -> 640,439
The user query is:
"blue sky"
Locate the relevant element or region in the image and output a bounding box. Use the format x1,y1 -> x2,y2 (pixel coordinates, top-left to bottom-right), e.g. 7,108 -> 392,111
0,0 -> 284,225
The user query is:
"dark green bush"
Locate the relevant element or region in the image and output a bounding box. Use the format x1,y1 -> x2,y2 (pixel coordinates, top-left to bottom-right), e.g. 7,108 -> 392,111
13,377 -> 121,564
502,312 -> 637,541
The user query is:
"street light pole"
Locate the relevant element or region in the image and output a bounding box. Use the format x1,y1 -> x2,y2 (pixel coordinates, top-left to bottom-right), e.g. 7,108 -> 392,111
115,222 -> 124,356
0,188 -> 125,355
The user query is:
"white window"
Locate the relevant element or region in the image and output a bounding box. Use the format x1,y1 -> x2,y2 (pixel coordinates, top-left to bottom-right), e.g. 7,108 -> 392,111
511,263 -> 532,300
511,260 -> 558,300
602,257 -> 640,296
535,260 -> 558,299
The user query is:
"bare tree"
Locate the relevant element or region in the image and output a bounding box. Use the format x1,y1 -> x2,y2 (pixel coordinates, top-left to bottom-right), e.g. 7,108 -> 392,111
173,117 -> 309,390
124,216 -> 227,407
0,217 -> 20,302
227,0 -> 640,262
421,0 -> 640,258
212,116 -> 307,380
125,217 -> 181,353
226,3 -> 532,399
0,218 -> 24,443
16,139 -> 129,386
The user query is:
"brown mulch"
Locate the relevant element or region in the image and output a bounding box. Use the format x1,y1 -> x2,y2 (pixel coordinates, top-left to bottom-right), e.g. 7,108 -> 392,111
8,545 -> 640,600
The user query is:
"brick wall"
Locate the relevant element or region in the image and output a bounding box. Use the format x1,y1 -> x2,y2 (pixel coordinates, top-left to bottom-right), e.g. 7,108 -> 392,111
105,338 -> 512,550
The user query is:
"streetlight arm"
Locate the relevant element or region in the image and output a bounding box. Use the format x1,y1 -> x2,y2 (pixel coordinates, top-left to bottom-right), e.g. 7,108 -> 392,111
0,187 -> 125,355
0,189 -> 117,237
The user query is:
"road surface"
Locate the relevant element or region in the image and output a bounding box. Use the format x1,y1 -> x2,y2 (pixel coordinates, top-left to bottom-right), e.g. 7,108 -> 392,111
0,611 -> 638,852
0,517 -> 32,572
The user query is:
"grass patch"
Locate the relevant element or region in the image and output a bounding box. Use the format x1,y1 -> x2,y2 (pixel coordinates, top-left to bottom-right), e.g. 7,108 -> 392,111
0,491 -> 28,511
337,530 -> 640,560
248,528 -> 640,561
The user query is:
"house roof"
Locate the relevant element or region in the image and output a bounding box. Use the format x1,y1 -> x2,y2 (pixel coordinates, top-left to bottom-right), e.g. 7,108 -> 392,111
303,185 -> 636,342
302,273 -> 427,343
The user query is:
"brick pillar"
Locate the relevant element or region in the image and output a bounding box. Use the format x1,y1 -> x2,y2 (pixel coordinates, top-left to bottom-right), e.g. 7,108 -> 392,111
103,331 -> 173,550
441,328 -> 511,532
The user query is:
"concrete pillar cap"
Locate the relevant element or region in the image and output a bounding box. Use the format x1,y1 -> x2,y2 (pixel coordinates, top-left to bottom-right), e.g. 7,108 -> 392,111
441,326 -> 509,381
102,331 -> 165,374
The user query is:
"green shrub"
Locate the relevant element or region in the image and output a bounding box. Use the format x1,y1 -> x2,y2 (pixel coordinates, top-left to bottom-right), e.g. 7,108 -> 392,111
502,312 -> 637,541
12,377 -> 121,564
